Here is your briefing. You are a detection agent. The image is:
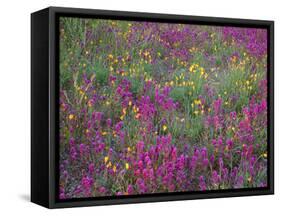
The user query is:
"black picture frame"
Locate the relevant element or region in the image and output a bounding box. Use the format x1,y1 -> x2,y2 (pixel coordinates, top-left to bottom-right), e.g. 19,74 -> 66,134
31,6 -> 274,208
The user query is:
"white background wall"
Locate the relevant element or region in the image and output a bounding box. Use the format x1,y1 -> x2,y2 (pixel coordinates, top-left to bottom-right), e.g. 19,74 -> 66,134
0,0 -> 279,215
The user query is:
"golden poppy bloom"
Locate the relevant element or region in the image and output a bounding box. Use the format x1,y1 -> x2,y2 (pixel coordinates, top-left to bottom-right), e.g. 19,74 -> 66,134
104,156 -> 109,164
68,114 -> 75,120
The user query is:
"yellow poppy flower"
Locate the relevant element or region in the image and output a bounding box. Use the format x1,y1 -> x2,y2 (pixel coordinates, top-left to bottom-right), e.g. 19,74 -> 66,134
104,156 -> 109,164
68,114 -> 75,120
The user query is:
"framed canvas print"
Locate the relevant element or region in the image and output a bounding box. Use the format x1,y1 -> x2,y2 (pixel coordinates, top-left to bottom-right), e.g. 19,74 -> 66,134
31,6 -> 274,208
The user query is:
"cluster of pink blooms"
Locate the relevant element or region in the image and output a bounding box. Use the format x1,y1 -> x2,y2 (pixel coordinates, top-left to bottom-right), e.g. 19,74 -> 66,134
59,76 -> 267,198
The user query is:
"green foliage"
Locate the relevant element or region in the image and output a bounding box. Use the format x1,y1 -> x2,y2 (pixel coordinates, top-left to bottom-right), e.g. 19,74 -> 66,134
217,68 -> 250,112
170,86 -> 186,104
186,116 -> 204,142
95,63 -> 109,86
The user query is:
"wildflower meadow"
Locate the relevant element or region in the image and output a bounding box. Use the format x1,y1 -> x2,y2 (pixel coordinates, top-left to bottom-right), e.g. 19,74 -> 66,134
59,17 -> 268,199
